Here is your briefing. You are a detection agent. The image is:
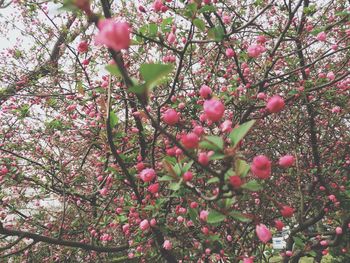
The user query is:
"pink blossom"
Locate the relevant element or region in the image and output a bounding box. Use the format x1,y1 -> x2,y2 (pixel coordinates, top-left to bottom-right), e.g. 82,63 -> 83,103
275,219 -> 284,231
181,133 -> 199,149
331,106 -> 341,113
77,41 -> 88,53
247,44 -> 266,58
280,205 -> 294,218
225,48 -> 235,58
316,32 -> 327,42
335,227 -> 343,235
199,85 -> 212,99
266,95 -> 285,113
251,155 -> 271,179
139,168 -> 156,182
327,71 -> 335,81
139,219 -> 150,231
203,99 -> 225,122
153,0 -> 163,12
183,171 -> 193,182
163,240 -> 172,250
95,19 -> 131,52
256,224 -> 272,243
278,155 -> 295,168
163,109 -> 179,125
220,120 -> 232,133
199,210 -> 209,221
243,257 -> 254,263
148,183 -> 159,194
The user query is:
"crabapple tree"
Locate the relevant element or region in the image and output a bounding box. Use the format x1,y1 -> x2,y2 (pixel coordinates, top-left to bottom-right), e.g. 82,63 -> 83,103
0,0 -> 349,262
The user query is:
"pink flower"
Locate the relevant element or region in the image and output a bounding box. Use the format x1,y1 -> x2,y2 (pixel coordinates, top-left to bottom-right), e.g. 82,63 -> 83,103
95,19 -> 131,52
335,227 -> 343,235
331,106 -> 341,113
77,41 -> 88,53
139,168 -> 156,182
229,176 -> 243,188
153,0 -> 163,12
140,219 -> 150,231
163,109 -> 179,125
203,99 -> 225,122
251,155 -> 271,179
280,205 -> 294,218
327,71 -> 335,81
199,85 -> 212,99
199,210 -> 209,221
148,183 -> 159,194
198,152 -> 210,166
183,171 -> 193,182
150,218 -> 157,227
225,48 -> 235,58
181,133 -> 199,149
257,35 -> 267,44
316,32 -> 327,42
243,257 -> 254,263
256,224 -> 272,243
167,32 -> 176,44
163,240 -> 172,250
266,95 -> 285,113
220,120 -> 232,133
223,15 -> 231,24
247,44 -> 266,58
279,155 -> 295,168
274,219 -> 284,231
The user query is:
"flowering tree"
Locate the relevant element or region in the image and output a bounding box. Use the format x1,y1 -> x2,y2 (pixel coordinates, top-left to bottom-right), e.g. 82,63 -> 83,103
0,0 -> 349,262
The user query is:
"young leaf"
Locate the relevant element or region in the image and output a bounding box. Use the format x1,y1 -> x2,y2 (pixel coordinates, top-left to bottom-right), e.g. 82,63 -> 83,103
109,110 -> 119,127
105,64 -> 121,77
199,136 -> 224,151
241,180 -> 263,191
230,211 -> 252,222
193,18 -> 206,32
229,120 -> 256,147
207,210 -> 226,224
140,63 -> 173,89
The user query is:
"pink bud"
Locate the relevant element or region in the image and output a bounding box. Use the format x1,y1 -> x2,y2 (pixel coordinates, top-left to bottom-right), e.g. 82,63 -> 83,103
274,220 -> 284,231
247,44 -> 266,58
150,218 -> 157,227
139,168 -> 156,182
163,109 -> 179,125
278,155 -> 295,168
181,133 -> 199,149
183,171 -> 193,182
316,32 -> 327,42
335,227 -> 343,235
198,152 -> 210,166
327,71 -> 335,81
256,224 -> 272,243
199,210 -> 209,221
148,183 -> 159,194
229,176 -> 243,188
163,240 -> 172,250
225,48 -> 235,58
95,19 -> 131,52
139,219 -> 150,231
220,120 -> 232,133
77,41 -> 89,53
203,99 -> 225,122
167,32 -> 176,44
266,95 -> 285,113
280,206 -> 294,218
251,155 -> 271,179
199,85 -> 212,99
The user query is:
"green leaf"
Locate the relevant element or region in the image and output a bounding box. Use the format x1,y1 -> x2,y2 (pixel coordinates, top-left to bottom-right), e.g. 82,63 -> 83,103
140,63 -> 173,89
230,211 -> 252,222
207,210 -> 226,224
241,180 -> 263,191
184,3 -> 197,18
182,161 -> 194,173
109,110 -> 119,127
199,136 -> 224,151
105,64 -> 121,77
235,159 -> 250,177
148,23 -> 158,36
188,208 -> 198,223
193,18 -> 206,32
229,120 -> 256,147
207,177 -> 220,184
293,237 -> 305,249
209,153 -> 225,160
158,175 -> 174,181
208,26 -> 225,41
169,180 -> 182,191
128,84 -> 147,95
198,5 -> 216,13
